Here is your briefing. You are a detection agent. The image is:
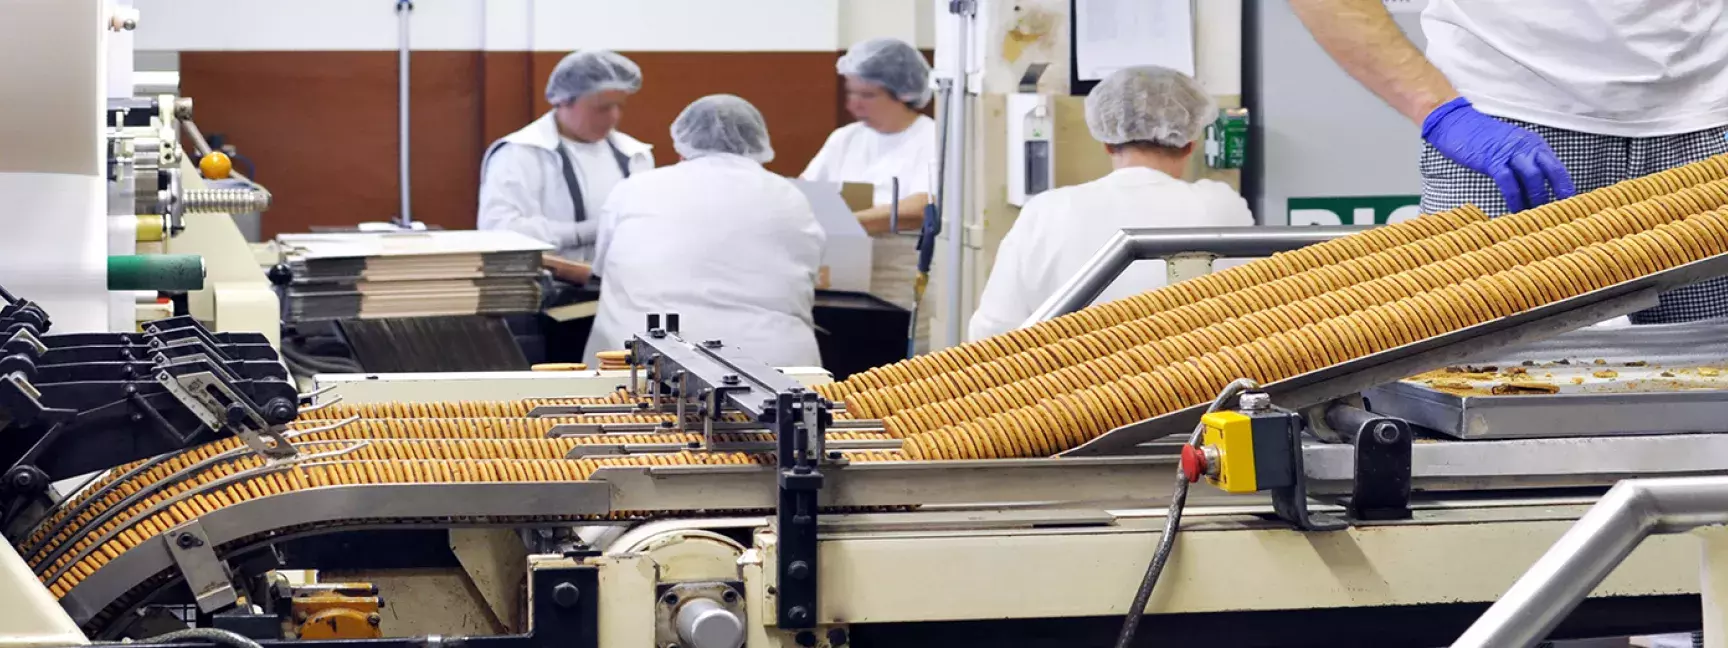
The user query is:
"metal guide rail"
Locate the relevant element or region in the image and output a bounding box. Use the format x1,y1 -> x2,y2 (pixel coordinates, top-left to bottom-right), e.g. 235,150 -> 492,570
623,312 -> 830,629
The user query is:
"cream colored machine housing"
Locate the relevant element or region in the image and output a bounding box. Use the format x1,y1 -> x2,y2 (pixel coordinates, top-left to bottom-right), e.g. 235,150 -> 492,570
163,163 -> 280,347
243,371 -> 1711,648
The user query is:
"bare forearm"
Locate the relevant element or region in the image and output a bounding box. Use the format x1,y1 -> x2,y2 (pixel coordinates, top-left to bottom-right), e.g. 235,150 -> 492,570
542,255 -> 592,285
856,192 -> 932,236
1289,0 -> 1457,124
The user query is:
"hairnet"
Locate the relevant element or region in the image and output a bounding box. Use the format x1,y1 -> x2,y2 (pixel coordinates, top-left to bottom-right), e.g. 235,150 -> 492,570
837,38 -> 933,109
545,50 -> 642,104
671,95 -> 775,163
1084,66 -> 1217,147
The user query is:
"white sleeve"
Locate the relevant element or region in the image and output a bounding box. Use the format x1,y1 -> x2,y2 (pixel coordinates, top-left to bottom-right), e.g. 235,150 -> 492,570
800,129 -> 846,181
967,201 -> 1049,342
592,178 -> 634,276
478,145 -> 578,248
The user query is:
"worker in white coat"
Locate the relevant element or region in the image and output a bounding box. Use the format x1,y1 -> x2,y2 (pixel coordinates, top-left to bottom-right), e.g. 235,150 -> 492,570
583,95 -> 825,368
478,50 -> 655,280
802,37 -> 937,351
1291,0 -> 1728,325
968,66 -> 1252,342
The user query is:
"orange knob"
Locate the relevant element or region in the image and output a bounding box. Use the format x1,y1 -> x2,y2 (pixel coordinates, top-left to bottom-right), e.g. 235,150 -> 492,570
199,151 -> 233,179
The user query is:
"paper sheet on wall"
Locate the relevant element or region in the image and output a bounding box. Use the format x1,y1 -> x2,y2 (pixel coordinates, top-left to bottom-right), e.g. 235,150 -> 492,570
1074,0 -> 1195,81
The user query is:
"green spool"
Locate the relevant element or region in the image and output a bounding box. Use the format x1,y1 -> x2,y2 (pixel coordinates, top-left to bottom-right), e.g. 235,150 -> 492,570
108,254 -> 206,292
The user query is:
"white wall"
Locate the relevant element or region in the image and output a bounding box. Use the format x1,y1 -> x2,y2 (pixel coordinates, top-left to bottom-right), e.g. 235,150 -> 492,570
839,0 -> 934,49
132,0 -> 928,52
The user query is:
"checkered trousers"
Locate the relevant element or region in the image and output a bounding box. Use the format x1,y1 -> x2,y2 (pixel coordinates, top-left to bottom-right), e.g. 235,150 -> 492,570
1418,119 -> 1728,324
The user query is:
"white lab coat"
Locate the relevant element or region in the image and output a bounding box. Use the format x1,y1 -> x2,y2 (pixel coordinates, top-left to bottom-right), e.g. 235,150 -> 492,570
583,154 -> 826,368
968,167 -> 1253,341
801,116 -> 938,349
477,111 -> 655,262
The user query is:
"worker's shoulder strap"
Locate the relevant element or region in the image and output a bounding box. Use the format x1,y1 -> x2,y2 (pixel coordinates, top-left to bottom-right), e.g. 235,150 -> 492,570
483,136 -> 633,224
605,136 -> 632,178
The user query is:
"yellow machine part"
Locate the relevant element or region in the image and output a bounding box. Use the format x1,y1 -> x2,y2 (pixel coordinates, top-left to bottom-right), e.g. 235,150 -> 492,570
298,607 -> 381,640
1200,411 -> 1258,494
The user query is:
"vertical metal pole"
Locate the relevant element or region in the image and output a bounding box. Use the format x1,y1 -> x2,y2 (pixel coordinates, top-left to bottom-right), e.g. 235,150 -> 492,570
396,0 -> 413,228
941,0 -> 975,350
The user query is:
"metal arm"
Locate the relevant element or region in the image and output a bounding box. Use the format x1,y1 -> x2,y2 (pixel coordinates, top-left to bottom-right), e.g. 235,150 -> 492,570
1452,476 -> 1728,647
1023,226 -> 1368,326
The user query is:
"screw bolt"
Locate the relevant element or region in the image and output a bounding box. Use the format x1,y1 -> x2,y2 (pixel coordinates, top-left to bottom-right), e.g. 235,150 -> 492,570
175,533 -> 202,549
551,582 -> 580,609
722,589 -> 739,604
793,628 -> 815,646
1373,422 -> 1401,444
660,592 -> 680,607
827,628 -> 850,646
722,374 -> 740,385
367,613 -> 381,627
787,560 -> 810,580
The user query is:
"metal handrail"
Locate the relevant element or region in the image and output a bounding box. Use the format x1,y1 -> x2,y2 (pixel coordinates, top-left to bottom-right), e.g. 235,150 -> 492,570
1452,476 -> 1728,647
1023,226 -> 1369,325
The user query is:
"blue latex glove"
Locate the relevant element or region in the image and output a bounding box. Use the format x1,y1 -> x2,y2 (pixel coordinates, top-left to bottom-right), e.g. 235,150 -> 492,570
1422,97 -> 1577,212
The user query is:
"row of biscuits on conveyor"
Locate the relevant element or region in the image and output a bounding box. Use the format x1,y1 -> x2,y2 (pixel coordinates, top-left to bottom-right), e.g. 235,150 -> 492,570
817,155 -> 1728,414
26,417 -> 897,565
26,422 -> 905,598
879,177 -> 1728,438
898,201 -> 1728,457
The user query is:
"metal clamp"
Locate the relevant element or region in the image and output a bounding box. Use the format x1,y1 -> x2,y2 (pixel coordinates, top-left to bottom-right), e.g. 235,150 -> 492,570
1322,403 -> 1413,521
159,369 -> 295,459
164,520 -> 238,613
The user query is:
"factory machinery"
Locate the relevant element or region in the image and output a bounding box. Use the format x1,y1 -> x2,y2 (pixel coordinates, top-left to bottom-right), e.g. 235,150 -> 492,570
107,91 -> 279,341
15,158 -> 1728,648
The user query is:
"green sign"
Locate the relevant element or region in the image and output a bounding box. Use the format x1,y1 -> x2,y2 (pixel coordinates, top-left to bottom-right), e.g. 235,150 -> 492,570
1288,195 -> 1421,226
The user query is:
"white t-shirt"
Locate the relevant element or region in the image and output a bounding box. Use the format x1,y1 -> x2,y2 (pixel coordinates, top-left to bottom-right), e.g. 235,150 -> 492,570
561,136 -> 628,222
967,167 -> 1253,342
801,116 -> 938,206
1424,0 -> 1728,137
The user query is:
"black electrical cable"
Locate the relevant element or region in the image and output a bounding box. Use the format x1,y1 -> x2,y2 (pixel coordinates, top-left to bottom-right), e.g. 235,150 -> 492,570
135,628 -> 263,648
279,342 -> 361,375
1114,379 -> 1258,648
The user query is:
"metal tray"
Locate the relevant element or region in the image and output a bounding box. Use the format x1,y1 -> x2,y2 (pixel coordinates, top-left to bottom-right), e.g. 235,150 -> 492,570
1363,318 -> 1728,439
1061,250 -> 1728,456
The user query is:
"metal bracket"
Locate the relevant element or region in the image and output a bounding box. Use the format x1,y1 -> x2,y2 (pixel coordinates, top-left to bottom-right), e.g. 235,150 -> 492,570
1323,403 -> 1413,521
164,520 -> 239,613
1267,408 -> 1345,532
159,369 -> 295,459
774,390 -> 824,630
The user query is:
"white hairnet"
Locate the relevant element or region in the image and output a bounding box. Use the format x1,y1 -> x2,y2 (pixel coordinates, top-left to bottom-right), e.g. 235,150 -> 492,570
837,38 -> 932,109
671,95 -> 775,163
1084,66 -> 1217,147
545,50 -> 642,104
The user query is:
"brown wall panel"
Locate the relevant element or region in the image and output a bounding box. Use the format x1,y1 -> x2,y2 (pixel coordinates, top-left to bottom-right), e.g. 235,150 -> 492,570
181,51 -> 482,238
180,50 -> 848,238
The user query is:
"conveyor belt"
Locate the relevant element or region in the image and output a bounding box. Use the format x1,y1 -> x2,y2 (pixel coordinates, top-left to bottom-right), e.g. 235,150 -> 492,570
29,154 -> 1728,634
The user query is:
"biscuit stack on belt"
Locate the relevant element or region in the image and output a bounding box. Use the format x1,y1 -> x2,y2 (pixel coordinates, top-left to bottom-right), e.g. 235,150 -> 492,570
823,156 -> 1728,418
813,207 -> 1490,404
880,178 -> 1728,437
886,162 -> 1728,459
31,430 -> 907,597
